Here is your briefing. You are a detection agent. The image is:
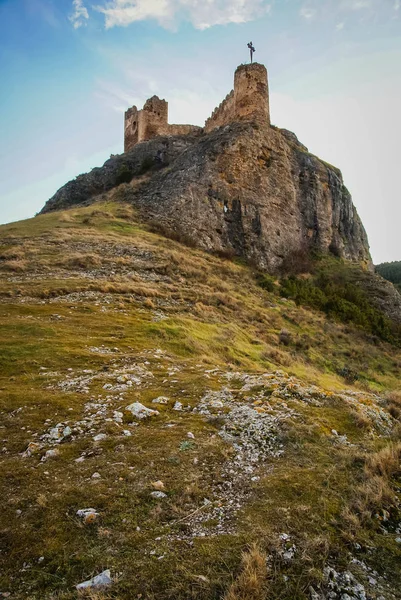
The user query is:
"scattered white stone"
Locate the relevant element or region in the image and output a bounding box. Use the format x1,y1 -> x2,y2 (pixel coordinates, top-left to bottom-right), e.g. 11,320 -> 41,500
151,481 -> 166,491
173,401 -> 183,411
152,396 -> 169,405
75,456 -> 85,463
49,428 -> 62,441
93,433 -> 107,442
113,411 -> 123,423
123,430 -> 132,436
150,491 -> 167,499
126,402 -> 159,420
91,472 -> 101,479
77,508 -> 99,519
187,432 -> 195,439
44,449 -> 59,460
76,569 -> 112,590
22,442 -> 41,457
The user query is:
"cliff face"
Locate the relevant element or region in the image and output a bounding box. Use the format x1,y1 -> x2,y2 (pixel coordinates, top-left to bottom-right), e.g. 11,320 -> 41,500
41,121 -> 371,272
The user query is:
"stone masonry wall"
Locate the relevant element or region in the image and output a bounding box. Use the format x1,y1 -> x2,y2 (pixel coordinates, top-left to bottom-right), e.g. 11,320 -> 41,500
168,124 -> 203,137
204,90 -> 235,133
125,96 -> 202,152
125,63 -> 270,151
234,63 -> 270,125
124,106 -> 139,153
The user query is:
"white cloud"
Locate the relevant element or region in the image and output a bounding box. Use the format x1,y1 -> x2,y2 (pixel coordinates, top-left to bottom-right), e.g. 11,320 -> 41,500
69,0 -> 89,28
93,0 -> 271,30
299,6 -> 317,20
394,0 -> 400,10
340,0 -> 371,10
336,21 -> 345,29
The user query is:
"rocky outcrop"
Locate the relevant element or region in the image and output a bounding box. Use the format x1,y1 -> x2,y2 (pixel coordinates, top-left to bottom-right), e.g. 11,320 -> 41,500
41,121 -> 371,272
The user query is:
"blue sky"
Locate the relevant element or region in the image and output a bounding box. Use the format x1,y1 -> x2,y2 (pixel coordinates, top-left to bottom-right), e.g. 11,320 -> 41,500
0,0 -> 400,263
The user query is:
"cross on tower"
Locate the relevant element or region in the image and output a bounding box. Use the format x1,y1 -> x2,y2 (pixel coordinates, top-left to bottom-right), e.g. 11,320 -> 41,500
247,41 -> 256,63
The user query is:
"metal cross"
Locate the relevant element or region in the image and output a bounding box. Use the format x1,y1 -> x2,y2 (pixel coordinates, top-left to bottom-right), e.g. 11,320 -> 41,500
247,41 -> 256,63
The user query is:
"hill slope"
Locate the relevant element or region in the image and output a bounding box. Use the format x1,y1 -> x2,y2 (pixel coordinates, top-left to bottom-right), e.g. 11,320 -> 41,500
0,202 -> 400,600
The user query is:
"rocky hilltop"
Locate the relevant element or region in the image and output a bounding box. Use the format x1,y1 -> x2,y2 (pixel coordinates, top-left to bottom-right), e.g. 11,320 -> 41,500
40,122 -> 370,272
41,63 -> 371,273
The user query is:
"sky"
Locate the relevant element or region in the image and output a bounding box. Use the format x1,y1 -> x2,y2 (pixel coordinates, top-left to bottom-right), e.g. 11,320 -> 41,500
0,0 -> 400,264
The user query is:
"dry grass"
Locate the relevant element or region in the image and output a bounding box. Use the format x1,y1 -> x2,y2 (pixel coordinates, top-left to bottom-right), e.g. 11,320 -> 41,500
0,246 -> 25,260
365,443 -> 401,478
62,253 -> 102,269
224,545 -> 269,600
345,443 -> 401,529
0,259 -> 28,272
385,390 -> 401,421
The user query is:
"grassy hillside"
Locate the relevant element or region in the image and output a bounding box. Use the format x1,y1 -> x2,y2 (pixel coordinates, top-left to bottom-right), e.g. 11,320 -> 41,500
376,261 -> 401,293
1,201 -> 401,599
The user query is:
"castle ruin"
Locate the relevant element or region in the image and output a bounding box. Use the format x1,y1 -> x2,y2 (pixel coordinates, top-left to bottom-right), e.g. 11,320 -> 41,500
124,63 -> 270,152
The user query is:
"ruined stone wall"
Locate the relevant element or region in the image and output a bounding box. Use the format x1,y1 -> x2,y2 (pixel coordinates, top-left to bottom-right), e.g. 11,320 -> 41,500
124,63 -> 270,151
168,124 -> 203,137
204,90 -> 235,133
125,96 -> 202,152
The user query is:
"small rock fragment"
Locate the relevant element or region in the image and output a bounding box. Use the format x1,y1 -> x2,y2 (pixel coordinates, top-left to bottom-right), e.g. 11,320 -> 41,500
77,508 -> 99,525
187,432 -> 195,439
152,396 -> 169,404
44,448 -> 59,460
173,401 -> 183,411
91,472 -> 101,479
76,569 -> 112,590
151,481 -> 166,491
93,433 -> 107,442
126,402 -> 159,420
150,491 -> 167,499
63,426 -> 72,438
22,442 -> 41,457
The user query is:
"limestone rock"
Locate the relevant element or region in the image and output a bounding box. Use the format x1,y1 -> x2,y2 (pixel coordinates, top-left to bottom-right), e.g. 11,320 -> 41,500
126,402 -> 159,420
150,491 -> 167,499
151,480 -> 166,491
76,569 -> 112,590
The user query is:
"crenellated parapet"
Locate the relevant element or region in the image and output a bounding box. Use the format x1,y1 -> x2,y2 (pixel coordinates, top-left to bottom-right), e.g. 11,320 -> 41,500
124,63 -> 270,151
205,90 -> 235,133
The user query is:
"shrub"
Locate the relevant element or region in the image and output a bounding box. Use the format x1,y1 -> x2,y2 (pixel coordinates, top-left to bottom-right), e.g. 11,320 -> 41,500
116,163 -> 133,185
279,263 -> 401,346
256,273 -> 275,292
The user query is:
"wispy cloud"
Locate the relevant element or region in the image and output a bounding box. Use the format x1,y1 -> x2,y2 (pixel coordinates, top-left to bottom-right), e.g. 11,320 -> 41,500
69,0 -> 89,29
299,6 -> 317,20
340,0 -> 371,10
93,0 -> 271,30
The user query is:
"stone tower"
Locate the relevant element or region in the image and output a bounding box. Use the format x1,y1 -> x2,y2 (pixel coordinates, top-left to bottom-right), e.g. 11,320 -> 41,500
233,63 -> 270,126
124,96 -> 169,153
204,62 -> 270,133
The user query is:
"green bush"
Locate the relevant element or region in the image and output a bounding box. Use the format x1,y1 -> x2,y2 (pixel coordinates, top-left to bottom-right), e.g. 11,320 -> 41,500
279,264 -> 401,346
115,163 -> 133,185
376,261 -> 401,293
256,273 -> 276,292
